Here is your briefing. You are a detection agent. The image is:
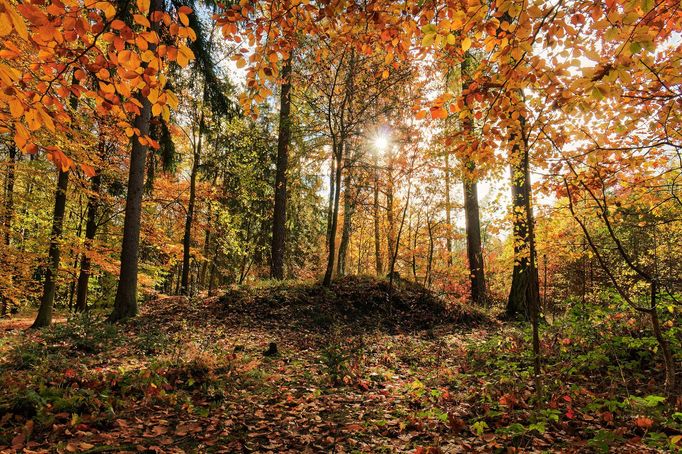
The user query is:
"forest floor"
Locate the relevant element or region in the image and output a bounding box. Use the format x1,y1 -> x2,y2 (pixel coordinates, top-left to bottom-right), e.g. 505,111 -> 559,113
0,276 -> 681,453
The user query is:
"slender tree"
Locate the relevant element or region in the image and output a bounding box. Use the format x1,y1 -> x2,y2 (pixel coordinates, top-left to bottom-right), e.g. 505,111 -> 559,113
31,169 -> 69,328
180,110 -> 204,295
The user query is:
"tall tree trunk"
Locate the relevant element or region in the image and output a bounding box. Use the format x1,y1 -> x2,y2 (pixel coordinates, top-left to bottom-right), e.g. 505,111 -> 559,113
323,142 -> 343,286
373,154 -> 383,276
109,0 -> 160,322
425,215 -> 434,289
181,112 -> 204,295
68,199 -> 85,310
506,119 -> 539,320
386,166 -> 395,272
75,172 -> 101,312
32,71 -> 82,327
2,146 -> 17,316
337,160 -> 353,277
19,157 -> 35,252
3,146 -> 16,247
326,156 -> 336,252
32,169 -> 69,328
200,195 -> 215,288
463,170 -> 486,305
271,56 -> 292,279
388,176 -> 412,292
444,152 -> 453,267
411,213 -> 420,281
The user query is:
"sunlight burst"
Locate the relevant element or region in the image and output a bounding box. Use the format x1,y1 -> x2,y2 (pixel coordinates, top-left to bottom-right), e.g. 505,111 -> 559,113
374,134 -> 389,153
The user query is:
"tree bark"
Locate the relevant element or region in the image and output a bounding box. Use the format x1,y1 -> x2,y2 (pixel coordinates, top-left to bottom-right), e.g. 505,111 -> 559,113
386,166 -> 396,272
506,120 -> 539,320
181,112 -> 204,295
373,155 -> 383,276
68,199 -> 85,310
75,172 -> 101,312
425,215 -> 434,289
463,172 -> 486,304
271,56 -> 292,280
323,141 -> 343,286
3,146 -> 16,247
109,0 -> 160,322
2,146 -> 17,316
337,159 -> 353,277
444,153 -> 453,267
32,169 -> 69,328
326,156 -> 336,252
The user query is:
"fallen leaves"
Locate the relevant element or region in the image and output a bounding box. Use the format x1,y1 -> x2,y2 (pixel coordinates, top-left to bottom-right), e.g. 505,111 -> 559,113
0,287 -> 677,453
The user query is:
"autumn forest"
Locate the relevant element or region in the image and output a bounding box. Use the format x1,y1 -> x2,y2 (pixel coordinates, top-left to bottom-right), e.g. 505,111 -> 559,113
0,0 -> 681,452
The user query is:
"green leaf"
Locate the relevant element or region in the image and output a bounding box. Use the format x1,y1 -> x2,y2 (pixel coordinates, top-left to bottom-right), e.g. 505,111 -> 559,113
471,420 -> 489,436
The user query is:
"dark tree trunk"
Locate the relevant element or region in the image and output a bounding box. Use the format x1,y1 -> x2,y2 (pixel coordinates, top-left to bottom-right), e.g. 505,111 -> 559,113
75,172 -> 101,312
388,177 -> 412,292
425,215 -> 434,290
32,169 -> 69,328
337,161 -> 353,277
386,168 -> 395,271
68,200 -> 85,310
3,146 -> 16,247
464,175 -> 486,304
200,204 -> 213,288
506,123 -> 539,320
444,153 -> 453,267
109,0 -> 160,322
323,142 -> 343,286
110,101 -> 152,321
181,112 -> 204,295
326,156 -> 336,252
271,56 -> 292,280
411,213 -> 420,281
373,156 -> 383,276
2,146 -> 17,316
18,159 -> 35,252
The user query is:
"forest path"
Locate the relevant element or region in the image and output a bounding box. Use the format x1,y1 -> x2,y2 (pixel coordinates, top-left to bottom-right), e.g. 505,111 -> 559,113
1,314 -> 67,332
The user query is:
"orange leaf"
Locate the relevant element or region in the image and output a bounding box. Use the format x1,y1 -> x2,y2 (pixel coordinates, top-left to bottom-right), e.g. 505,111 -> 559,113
137,0 -> 150,14
133,14 -> 150,28
430,106 -> 448,120
634,417 -> 654,429
81,164 -> 97,178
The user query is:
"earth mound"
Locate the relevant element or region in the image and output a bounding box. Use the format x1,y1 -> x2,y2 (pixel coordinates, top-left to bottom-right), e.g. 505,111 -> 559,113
214,275 -> 487,332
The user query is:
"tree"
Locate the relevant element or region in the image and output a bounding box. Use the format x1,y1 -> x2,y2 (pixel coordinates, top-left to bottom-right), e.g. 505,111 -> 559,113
110,0 -> 194,320
271,55 -> 292,279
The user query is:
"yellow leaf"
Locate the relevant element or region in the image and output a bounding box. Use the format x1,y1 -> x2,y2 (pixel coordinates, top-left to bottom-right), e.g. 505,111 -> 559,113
7,7 -> 28,40
422,33 -> 435,47
166,90 -> 179,109
9,99 -> 24,118
151,103 -> 162,116
14,123 -> 30,150
462,37 -> 472,52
